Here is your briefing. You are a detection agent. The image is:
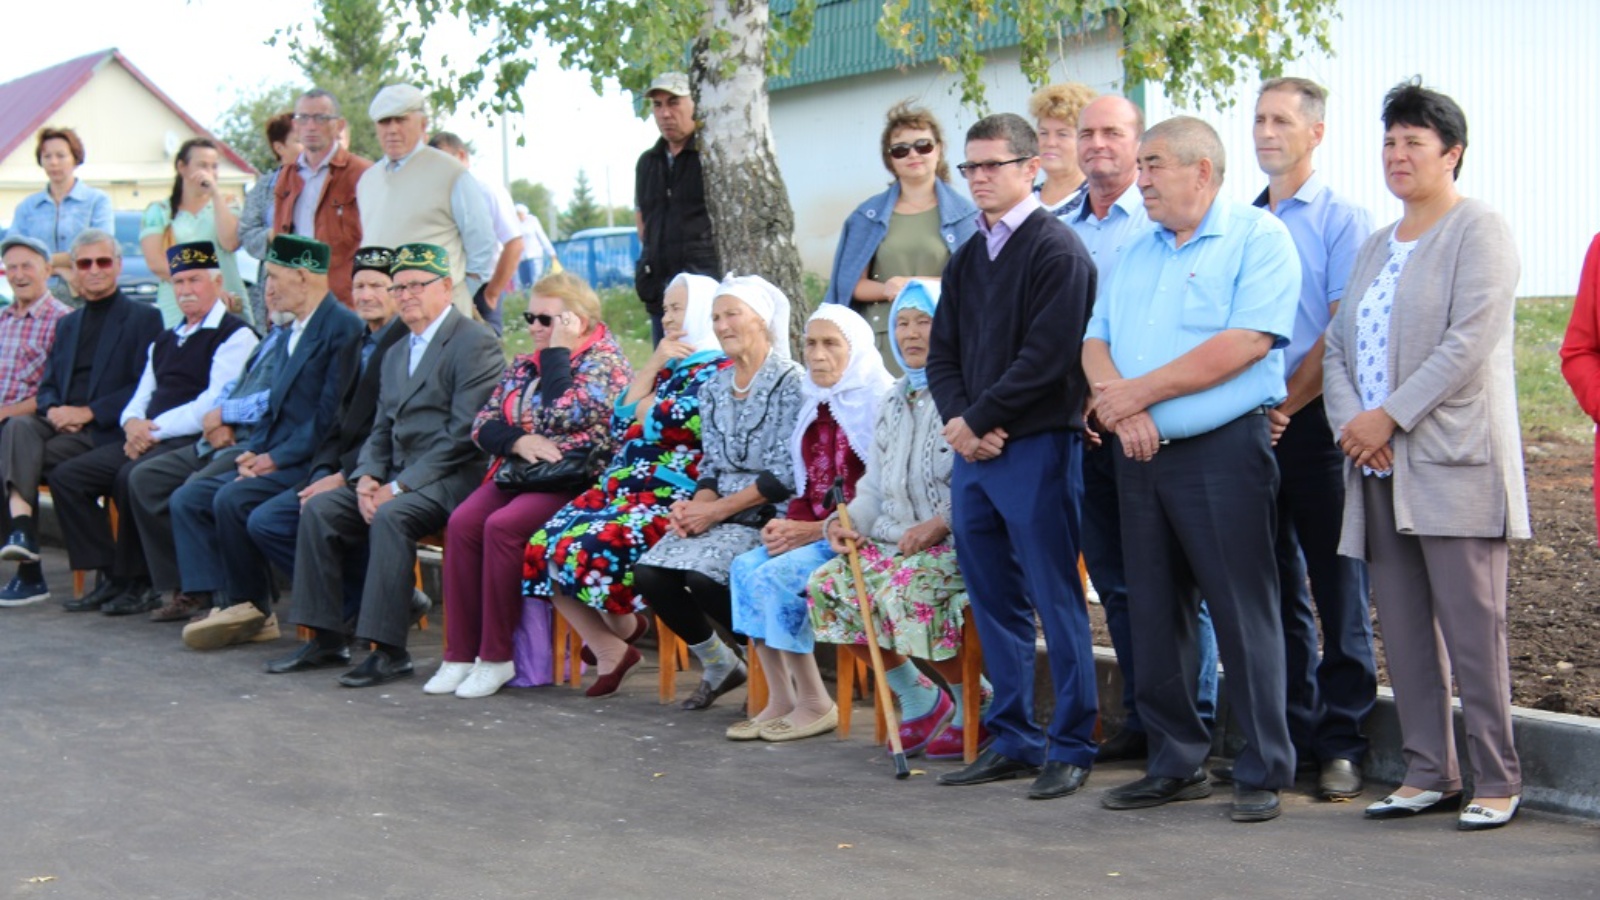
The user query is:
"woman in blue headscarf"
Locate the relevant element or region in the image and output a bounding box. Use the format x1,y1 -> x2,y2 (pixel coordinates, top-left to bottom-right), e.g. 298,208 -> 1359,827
806,281 -> 991,759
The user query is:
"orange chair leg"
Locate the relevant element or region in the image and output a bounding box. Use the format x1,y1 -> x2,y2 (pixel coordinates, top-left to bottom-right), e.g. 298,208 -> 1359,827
745,646 -> 768,717
551,609 -> 585,688
657,618 -> 682,704
836,646 -> 858,737
960,617 -> 984,763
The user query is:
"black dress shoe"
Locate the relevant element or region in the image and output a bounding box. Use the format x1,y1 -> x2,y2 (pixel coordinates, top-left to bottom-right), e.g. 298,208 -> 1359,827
409,589 -> 431,627
937,748 -> 1040,786
1319,758 -> 1363,800
62,577 -> 126,612
265,640 -> 352,674
1232,786 -> 1282,822
1210,764 -> 1235,785
102,586 -> 161,616
680,662 -> 748,711
338,649 -> 414,688
1095,729 -> 1149,763
1028,761 -> 1091,799
0,529 -> 40,562
1102,769 -> 1213,809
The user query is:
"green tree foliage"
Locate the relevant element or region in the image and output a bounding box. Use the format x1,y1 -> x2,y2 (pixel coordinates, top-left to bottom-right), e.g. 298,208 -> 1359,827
214,82 -> 304,174
558,170 -> 611,235
509,178 -> 556,233
272,0 -> 409,161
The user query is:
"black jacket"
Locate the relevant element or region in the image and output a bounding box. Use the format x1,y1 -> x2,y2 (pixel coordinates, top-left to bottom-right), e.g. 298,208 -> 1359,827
35,291 -> 164,446
634,133 -> 720,312
308,317 -> 408,479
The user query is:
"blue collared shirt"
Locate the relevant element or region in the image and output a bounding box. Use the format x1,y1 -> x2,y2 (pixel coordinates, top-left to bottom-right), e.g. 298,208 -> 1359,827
6,179 -> 113,255
1085,199 -> 1301,439
1068,180 -> 1153,297
974,193 -> 1042,260
1252,174 -> 1373,377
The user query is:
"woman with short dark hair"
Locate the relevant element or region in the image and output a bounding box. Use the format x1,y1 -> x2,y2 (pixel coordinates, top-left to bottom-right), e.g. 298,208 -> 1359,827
823,102 -> 977,374
1324,79 -> 1528,831
6,127 -> 113,298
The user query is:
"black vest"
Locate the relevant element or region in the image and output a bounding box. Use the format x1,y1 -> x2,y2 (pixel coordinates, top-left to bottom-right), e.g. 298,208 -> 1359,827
147,311 -> 250,419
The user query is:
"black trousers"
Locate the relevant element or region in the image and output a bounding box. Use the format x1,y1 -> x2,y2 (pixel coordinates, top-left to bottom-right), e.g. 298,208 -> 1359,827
49,437 -> 189,576
632,564 -> 733,646
1115,412 -> 1294,790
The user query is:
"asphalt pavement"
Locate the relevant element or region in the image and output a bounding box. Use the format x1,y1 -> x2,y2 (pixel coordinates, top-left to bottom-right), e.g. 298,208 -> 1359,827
2,547 -> 1595,900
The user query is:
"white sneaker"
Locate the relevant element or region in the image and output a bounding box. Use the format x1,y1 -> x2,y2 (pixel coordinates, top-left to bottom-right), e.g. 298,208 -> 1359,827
424,660 -> 476,695
455,659 -> 516,699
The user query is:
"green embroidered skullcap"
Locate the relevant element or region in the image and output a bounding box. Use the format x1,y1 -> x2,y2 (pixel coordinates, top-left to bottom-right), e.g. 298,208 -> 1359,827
391,243 -> 451,277
166,241 -> 219,273
266,234 -> 331,274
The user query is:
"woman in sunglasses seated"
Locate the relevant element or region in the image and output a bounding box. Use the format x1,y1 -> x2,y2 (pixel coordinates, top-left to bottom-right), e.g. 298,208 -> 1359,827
423,271 -> 631,700
822,102 -> 976,375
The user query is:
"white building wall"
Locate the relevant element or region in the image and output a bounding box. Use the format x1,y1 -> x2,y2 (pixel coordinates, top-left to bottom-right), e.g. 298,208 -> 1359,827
1144,0 -> 1600,297
772,0 -> 1600,297
770,31 -> 1124,275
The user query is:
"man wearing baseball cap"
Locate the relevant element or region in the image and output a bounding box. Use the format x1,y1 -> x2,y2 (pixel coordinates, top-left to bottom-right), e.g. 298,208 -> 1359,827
634,71 -> 720,345
0,235 -> 73,606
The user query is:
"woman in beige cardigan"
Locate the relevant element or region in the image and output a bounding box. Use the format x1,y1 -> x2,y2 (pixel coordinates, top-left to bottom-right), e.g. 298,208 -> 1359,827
1323,80 -> 1529,832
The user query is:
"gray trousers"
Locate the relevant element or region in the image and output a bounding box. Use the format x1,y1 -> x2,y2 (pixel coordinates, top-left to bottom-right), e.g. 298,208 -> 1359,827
125,444 -> 243,593
0,415 -> 94,524
290,485 -> 447,649
1361,476 -> 1521,796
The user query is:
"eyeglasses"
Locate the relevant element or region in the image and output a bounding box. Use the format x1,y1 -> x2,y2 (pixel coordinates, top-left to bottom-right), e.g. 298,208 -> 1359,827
387,275 -> 444,297
956,157 -> 1034,179
292,113 -> 340,124
889,139 -> 936,159
73,257 -> 116,271
522,312 -> 557,327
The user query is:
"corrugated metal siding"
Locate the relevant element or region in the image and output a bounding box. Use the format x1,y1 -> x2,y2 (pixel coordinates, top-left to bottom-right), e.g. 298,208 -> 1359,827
770,31 -> 1124,272
1144,0 -> 1600,297
770,0 -> 1103,92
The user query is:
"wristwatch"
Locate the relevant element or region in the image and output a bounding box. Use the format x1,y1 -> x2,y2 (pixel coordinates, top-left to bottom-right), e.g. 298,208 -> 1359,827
387,480 -> 405,495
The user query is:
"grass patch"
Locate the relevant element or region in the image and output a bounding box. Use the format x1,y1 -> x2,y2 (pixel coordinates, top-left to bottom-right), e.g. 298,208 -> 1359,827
1516,296 -> 1588,443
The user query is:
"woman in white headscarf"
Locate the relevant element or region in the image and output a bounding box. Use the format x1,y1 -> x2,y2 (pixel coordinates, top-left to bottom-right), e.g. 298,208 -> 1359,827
721,304 -> 892,742
634,274 -> 806,711
521,273 -> 731,698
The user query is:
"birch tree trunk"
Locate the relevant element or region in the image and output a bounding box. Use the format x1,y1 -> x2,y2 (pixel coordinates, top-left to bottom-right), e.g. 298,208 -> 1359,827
694,0 -> 810,351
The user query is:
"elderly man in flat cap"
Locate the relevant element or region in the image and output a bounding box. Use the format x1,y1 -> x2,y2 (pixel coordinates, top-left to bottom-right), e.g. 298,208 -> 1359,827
0,235 -> 73,606
356,84 -> 496,322
51,241 -> 257,616
0,229 -> 162,608
268,243 -> 502,687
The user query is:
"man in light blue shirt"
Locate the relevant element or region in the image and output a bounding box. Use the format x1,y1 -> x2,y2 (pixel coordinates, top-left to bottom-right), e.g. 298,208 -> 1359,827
1068,95 -> 1218,766
1085,116 -> 1300,823
1251,77 -> 1376,801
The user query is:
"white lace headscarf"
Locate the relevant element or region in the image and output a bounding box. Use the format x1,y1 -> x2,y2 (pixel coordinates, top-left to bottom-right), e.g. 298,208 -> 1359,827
788,304 -> 893,495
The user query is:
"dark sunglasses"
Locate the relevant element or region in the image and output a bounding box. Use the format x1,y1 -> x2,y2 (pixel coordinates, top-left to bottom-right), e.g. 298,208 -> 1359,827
889,139 -> 937,159
74,256 -> 116,271
522,312 -> 556,327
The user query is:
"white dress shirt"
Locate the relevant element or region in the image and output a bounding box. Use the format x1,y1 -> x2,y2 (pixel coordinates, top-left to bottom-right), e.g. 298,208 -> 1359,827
120,301 -> 260,439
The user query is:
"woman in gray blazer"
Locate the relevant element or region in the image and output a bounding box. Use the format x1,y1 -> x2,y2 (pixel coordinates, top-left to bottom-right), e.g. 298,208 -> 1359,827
1324,80 -> 1529,831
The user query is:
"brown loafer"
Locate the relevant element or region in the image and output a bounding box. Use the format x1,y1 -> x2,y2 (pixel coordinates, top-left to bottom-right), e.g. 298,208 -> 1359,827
149,592 -> 212,623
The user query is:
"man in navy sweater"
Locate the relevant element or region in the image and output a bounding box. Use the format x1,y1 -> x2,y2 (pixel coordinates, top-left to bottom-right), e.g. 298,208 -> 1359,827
926,113 -> 1099,800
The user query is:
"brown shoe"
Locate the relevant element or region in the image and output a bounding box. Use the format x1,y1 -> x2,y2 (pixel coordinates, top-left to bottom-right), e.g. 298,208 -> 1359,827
182,604 -> 267,650
149,592 -> 212,623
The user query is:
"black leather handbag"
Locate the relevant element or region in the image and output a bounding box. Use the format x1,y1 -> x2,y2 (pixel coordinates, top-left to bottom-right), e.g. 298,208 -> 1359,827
492,446 -> 605,494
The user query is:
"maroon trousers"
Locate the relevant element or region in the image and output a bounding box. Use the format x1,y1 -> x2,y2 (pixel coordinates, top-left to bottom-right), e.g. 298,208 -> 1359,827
443,482 -> 575,663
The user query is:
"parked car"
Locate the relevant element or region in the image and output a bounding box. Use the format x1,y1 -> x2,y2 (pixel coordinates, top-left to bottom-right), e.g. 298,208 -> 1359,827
113,210 -> 161,302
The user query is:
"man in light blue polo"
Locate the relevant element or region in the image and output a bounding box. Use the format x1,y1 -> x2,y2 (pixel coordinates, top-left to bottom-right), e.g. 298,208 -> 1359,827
1068,95 -> 1220,765
1084,116 -> 1300,823
1251,76 -> 1377,801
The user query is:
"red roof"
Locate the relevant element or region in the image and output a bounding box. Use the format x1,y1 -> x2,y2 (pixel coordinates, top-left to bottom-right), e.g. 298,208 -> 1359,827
0,48 -> 256,175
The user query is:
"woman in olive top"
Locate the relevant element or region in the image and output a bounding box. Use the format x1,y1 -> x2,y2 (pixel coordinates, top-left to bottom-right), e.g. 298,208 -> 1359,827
823,102 -> 977,375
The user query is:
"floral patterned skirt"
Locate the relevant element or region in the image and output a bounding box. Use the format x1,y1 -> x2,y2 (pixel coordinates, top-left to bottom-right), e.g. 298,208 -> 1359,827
806,539 -> 968,662
524,485 -> 681,616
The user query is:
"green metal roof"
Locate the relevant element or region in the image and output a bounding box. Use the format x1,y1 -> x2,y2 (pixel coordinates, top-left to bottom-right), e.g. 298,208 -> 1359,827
769,0 -> 1107,92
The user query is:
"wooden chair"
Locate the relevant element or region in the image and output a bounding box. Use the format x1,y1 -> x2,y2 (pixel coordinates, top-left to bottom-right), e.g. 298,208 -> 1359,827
551,607 -> 586,688
836,617 -> 986,762
654,618 -> 691,703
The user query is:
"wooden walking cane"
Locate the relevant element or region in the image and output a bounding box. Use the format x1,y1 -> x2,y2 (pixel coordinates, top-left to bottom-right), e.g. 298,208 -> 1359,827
827,477 -> 910,779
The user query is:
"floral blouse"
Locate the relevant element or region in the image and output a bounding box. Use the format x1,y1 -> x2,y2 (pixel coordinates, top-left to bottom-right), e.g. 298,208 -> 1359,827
471,325 -> 632,470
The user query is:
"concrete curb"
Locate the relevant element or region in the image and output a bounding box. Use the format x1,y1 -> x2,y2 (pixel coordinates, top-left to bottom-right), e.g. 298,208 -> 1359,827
41,499 -> 1598,819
